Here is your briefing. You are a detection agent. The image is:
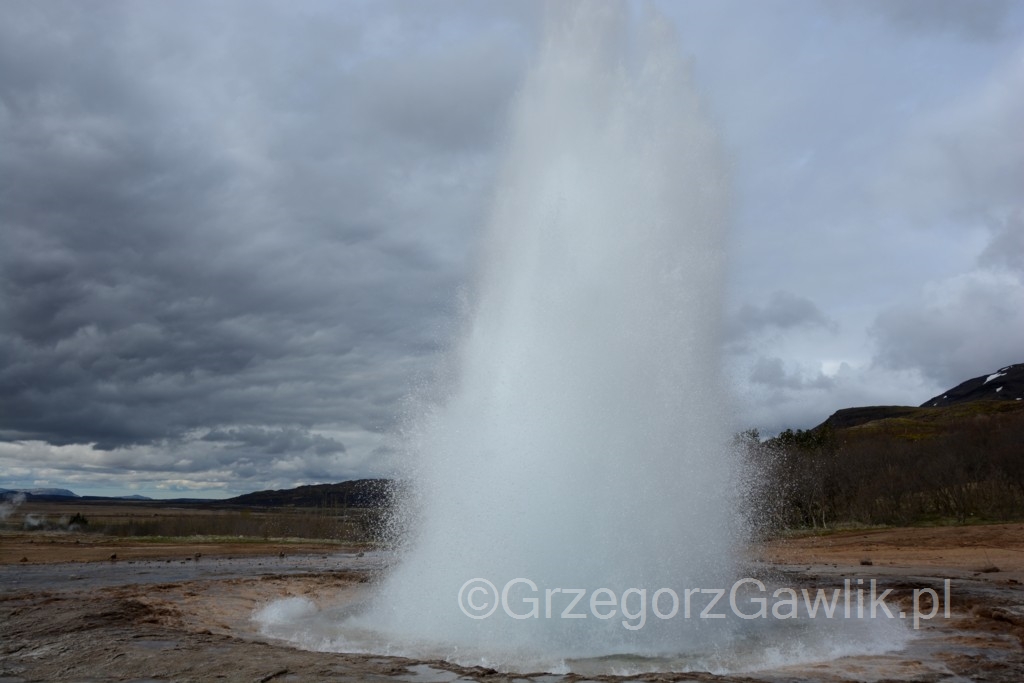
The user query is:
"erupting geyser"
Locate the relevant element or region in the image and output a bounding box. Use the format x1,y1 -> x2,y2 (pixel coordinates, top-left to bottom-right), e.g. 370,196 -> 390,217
363,2 -> 736,663
258,3 -> 910,674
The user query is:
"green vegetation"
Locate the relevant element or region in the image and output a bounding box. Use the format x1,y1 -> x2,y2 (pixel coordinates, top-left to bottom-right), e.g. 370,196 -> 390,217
96,507 -> 384,543
2,503 -> 386,544
224,478 -> 393,508
739,400 -> 1024,532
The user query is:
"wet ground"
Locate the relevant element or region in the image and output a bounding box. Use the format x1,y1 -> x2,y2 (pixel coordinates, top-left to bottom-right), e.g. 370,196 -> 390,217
0,551 -> 383,592
2,527 -> 1024,682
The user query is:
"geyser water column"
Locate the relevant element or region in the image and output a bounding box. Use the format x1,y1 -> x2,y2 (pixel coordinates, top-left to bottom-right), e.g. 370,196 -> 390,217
255,4 -> 913,670
365,3 -> 735,664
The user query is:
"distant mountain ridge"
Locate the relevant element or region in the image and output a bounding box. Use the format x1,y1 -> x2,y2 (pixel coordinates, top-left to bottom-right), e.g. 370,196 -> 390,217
756,362 -> 1024,528
0,487 -> 78,498
0,489 -> 158,502
8,364 -> 1020,508
0,482 -> 393,508
817,362 -> 1024,432
224,478 -> 393,508
921,363 -> 1024,407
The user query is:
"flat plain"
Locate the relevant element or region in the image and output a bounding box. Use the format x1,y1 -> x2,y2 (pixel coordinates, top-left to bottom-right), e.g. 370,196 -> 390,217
3,501 -> 1024,682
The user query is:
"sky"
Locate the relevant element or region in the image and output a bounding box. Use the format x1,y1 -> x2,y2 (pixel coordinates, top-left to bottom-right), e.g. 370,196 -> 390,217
1,0 -> 1022,498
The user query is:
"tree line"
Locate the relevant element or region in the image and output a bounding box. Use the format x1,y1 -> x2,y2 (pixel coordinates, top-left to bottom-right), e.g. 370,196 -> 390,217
735,404 -> 1024,532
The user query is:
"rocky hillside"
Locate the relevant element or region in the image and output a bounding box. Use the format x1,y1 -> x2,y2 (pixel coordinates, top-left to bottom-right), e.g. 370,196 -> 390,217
818,362 -> 1024,432
921,363 -> 1024,407
759,361 -> 1024,528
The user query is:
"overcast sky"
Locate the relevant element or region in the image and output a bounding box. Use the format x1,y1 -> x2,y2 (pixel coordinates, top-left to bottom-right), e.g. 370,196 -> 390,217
2,1 -> 1022,498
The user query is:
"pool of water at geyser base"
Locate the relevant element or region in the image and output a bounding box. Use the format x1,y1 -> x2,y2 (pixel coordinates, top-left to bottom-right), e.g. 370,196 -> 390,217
253,586 -> 913,677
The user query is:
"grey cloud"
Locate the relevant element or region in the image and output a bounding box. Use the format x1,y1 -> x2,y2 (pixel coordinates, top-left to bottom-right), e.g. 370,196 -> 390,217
728,290 -> 837,344
865,30 -> 1024,393
842,0 -> 1014,41
870,270 -> 1024,388
0,2 -> 535,487
877,52 -> 1024,224
871,207 -> 1024,389
351,38 -> 522,152
735,362 -> 935,435
748,356 -> 835,391
979,212 -> 1024,274
202,427 -> 346,456
0,436 -> 362,494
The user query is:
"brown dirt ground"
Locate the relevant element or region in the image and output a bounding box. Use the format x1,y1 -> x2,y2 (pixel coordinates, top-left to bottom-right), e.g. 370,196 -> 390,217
0,531 -> 355,565
758,522 -> 1024,573
3,524 -> 1024,682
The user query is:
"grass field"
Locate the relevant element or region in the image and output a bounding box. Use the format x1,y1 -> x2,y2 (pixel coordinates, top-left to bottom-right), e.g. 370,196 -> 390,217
1,499 -> 382,544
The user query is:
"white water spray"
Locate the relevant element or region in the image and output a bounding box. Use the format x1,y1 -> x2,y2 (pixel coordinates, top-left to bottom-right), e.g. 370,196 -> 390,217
361,2 -> 735,661
258,4 -> 910,673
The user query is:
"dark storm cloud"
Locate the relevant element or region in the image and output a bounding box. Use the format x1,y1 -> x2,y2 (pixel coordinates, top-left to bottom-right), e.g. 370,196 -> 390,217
0,2 -> 534,483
